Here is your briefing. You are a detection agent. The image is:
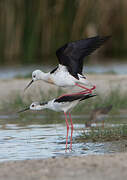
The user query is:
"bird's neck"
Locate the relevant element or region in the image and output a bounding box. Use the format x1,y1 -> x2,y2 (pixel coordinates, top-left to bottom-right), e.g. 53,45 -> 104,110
46,100 -> 57,111
39,71 -> 55,84
38,103 -> 49,110
38,101 -> 55,111
39,71 -> 50,81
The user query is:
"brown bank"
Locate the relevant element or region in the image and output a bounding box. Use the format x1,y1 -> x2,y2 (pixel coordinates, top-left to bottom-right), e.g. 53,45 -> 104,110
0,153 -> 127,180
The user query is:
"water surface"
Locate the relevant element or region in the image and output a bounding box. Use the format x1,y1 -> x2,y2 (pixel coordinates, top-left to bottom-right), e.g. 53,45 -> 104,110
0,115 -> 127,162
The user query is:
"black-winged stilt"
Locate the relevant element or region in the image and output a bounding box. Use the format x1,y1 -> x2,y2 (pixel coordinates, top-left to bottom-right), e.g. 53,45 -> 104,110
24,36 -> 110,95
18,93 -> 96,151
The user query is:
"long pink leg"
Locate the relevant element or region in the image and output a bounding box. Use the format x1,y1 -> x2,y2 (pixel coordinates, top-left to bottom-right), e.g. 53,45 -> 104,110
64,112 -> 69,151
58,85 -> 96,98
69,113 -> 73,151
75,83 -> 96,94
58,90 -> 89,98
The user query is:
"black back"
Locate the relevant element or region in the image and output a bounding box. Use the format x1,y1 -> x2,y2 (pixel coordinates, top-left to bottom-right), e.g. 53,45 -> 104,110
56,36 -> 111,79
54,93 -> 96,103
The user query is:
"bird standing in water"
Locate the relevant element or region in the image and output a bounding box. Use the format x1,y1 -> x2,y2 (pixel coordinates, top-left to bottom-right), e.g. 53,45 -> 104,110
25,36 -> 110,95
18,93 -> 96,151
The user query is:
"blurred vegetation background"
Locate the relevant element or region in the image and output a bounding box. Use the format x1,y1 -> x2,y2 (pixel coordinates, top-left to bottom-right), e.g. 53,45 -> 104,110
0,0 -> 126,65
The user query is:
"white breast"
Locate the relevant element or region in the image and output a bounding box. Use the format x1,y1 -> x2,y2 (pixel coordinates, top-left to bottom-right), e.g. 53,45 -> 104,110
51,65 -> 76,87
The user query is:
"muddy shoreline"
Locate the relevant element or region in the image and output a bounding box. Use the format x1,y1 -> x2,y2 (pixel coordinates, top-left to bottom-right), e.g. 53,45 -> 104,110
0,153 -> 127,180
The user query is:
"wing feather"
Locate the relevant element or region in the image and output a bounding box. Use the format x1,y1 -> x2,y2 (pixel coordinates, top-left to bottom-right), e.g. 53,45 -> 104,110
56,36 -> 111,79
54,94 -> 96,103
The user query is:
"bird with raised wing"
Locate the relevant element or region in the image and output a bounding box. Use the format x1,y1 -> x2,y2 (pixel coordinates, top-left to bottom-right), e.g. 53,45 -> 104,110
24,36 -> 110,95
18,93 -> 96,151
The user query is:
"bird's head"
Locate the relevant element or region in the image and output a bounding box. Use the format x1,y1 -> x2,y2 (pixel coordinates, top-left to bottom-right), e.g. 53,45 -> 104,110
18,101 -> 48,113
30,102 -> 43,110
24,70 -> 42,91
32,70 -> 42,81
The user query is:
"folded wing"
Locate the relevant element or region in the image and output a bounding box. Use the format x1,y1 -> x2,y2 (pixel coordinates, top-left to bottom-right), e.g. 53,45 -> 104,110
54,93 -> 96,103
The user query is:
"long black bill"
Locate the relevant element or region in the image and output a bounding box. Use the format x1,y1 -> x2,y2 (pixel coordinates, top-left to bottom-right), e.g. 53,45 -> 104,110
24,80 -> 34,91
18,107 -> 30,113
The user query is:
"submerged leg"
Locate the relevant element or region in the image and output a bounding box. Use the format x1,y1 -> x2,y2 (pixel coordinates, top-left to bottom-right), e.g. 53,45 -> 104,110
69,113 -> 73,151
64,112 -> 69,151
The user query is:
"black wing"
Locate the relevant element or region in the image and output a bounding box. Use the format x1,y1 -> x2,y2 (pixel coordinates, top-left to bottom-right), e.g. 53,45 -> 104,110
56,36 -> 111,79
54,94 -> 96,103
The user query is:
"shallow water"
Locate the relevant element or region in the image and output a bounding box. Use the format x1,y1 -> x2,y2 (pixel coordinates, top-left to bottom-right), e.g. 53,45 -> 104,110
0,115 -> 127,162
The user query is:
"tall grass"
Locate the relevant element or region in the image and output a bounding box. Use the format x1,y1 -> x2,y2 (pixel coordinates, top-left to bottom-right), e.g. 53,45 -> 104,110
0,0 -> 127,65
